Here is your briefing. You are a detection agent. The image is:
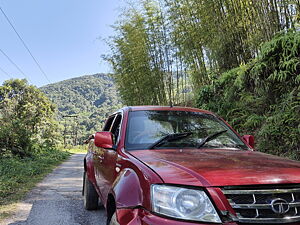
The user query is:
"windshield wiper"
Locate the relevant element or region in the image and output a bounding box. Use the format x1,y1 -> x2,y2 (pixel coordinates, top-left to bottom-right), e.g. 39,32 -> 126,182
148,132 -> 193,149
197,130 -> 227,148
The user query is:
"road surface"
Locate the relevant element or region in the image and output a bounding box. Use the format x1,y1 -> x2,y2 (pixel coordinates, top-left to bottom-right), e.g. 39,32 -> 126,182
1,154 -> 106,225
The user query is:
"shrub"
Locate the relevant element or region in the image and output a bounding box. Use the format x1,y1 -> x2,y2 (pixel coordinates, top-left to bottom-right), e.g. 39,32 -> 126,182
197,30 -> 300,159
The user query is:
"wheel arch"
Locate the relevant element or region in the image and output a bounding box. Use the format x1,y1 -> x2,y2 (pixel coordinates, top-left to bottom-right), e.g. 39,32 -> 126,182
111,168 -> 143,209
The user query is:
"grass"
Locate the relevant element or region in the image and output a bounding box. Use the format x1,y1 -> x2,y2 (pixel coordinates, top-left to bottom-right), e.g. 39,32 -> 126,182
64,145 -> 87,154
0,148 -> 70,221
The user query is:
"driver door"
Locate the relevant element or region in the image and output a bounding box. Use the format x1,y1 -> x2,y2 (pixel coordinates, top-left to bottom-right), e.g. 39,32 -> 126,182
94,113 -> 122,201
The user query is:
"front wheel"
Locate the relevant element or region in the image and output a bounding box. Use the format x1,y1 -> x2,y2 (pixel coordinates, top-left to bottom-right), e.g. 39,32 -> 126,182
83,171 -> 99,210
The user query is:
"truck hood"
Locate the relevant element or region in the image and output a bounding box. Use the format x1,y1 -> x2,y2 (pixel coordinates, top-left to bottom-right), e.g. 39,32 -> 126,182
130,149 -> 300,187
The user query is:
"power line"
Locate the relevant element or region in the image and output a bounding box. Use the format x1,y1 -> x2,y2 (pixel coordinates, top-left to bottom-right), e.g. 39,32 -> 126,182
0,65 -> 13,78
0,6 -> 51,83
0,48 -> 32,83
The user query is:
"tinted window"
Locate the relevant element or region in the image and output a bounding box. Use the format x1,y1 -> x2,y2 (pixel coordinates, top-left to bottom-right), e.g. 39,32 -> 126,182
103,115 -> 115,131
111,114 -> 122,143
125,110 -> 248,150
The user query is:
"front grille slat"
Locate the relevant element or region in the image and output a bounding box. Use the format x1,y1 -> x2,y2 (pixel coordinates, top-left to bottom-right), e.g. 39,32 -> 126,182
223,188 -> 300,194
231,203 -> 278,209
223,187 -> 300,224
230,202 -> 300,209
238,216 -> 300,224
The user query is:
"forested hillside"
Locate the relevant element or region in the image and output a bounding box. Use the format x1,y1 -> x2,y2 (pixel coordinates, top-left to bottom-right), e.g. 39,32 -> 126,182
40,74 -> 122,144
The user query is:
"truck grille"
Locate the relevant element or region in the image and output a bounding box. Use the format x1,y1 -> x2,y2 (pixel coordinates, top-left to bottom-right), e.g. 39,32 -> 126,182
223,187 -> 300,224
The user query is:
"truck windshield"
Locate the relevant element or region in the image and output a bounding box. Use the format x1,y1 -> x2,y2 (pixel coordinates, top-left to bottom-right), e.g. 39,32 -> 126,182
125,110 -> 249,151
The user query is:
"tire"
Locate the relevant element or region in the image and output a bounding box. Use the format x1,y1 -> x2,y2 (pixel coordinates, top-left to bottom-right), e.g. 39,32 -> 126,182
109,212 -> 120,225
83,171 -> 99,210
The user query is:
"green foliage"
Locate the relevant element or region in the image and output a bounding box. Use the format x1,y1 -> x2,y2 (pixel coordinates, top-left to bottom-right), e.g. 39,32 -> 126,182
0,147 -> 69,208
0,79 -> 60,157
104,1 -> 195,106
64,145 -> 87,154
257,93 -> 300,159
40,74 -> 122,143
197,30 -> 300,159
105,0 -> 299,105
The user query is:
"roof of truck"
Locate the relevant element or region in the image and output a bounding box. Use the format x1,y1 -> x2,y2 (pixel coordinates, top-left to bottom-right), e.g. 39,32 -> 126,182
121,106 -> 214,115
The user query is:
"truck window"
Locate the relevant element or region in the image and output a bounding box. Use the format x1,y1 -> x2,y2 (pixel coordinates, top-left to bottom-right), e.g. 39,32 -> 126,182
103,115 -> 116,131
110,114 -> 122,143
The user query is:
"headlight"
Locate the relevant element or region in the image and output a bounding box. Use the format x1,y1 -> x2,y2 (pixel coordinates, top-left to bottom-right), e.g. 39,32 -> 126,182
151,185 -> 221,223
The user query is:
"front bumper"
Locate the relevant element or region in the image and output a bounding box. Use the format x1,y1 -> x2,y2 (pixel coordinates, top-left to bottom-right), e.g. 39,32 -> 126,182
116,208 -> 237,225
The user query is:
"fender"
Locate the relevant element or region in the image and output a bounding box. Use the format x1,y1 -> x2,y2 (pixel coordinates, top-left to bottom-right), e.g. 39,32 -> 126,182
112,168 -> 143,208
85,154 -> 97,184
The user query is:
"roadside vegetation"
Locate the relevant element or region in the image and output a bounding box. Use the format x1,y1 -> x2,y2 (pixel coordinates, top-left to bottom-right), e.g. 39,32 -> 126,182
65,145 -> 87,154
105,0 -> 300,159
0,149 -> 69,220
0,79 -> 61,157
0,79 -> 70,220
197,31 -> 300,159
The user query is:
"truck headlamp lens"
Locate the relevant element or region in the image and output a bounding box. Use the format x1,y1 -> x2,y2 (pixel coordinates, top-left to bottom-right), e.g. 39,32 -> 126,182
151,185 -> 221,223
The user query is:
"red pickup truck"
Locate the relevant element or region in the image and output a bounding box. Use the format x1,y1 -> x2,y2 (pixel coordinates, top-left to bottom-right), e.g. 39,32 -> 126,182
83,106 -> 300,225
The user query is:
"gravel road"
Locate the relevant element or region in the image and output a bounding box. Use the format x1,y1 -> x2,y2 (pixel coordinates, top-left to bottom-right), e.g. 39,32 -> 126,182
2,154 -> 106,225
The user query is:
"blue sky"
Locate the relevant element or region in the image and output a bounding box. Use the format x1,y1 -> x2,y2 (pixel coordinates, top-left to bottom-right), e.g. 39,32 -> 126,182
0,0 -> 126,87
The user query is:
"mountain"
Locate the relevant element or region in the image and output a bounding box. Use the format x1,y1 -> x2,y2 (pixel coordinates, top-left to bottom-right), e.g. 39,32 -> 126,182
40,73 -> 122,144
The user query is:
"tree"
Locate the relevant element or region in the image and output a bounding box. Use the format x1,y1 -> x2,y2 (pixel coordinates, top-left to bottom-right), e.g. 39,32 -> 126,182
104,0 -> 299,106
0,79 -> 59,157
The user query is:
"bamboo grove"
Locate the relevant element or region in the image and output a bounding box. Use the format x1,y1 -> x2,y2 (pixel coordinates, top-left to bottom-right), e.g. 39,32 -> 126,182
104,0 -> 300,106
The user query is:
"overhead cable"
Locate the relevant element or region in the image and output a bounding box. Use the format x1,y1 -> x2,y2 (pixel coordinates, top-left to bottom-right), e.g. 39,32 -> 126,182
0,48 -> 32,83
0,65 -> 13,78
0,6 -> 51,83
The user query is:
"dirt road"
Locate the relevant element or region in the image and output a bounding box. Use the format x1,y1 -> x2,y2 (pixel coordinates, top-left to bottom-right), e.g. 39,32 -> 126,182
2,154 -> 106,225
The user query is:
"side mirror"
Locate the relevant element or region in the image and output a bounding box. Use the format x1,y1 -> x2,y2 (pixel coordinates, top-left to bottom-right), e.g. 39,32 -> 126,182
94,132 -> 114,149
242,135 -> 255,149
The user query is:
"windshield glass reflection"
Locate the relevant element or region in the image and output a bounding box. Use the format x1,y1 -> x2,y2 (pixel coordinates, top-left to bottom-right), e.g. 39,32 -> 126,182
125,110 -> 248,151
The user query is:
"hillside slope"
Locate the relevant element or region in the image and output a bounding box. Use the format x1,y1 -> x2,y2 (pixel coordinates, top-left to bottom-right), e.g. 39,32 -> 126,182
40,74 -> 122,144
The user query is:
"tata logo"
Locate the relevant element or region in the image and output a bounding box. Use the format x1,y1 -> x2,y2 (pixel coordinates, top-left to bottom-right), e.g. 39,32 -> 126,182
271,198 -> 290,214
